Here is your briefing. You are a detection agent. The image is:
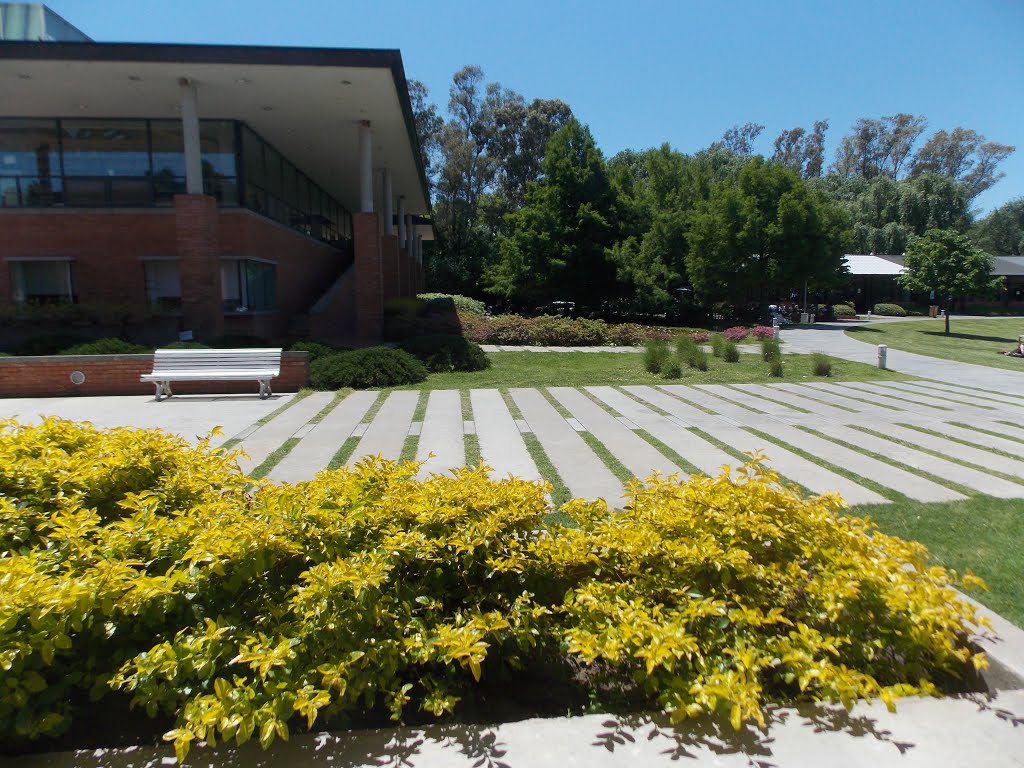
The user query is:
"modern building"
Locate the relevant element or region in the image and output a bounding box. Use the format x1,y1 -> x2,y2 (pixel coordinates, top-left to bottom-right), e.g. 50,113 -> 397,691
841,253 -> 1024,310
0,4 -> 431,344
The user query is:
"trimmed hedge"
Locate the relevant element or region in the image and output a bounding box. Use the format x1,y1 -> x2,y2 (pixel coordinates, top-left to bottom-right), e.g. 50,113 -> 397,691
398,334 -> 490,373
832,304 -> 857,317
0,418 -> 989,761
873,303 -> 908,317
309,347 -> 427,389
14,334 -> 87,356
417,293 -> 487,316
288,341 -> 350,363
59,338 -> 150,356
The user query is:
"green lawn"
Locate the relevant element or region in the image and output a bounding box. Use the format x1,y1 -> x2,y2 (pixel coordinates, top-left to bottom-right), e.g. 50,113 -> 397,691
388,350 -> 911,390
850,496 -> 1024,627
846,318 -> 1024,371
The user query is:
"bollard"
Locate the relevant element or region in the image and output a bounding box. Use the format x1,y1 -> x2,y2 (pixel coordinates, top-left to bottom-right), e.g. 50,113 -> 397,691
867,311 -> 872,321
877,344 -> 887,369
773,321 -> 780,340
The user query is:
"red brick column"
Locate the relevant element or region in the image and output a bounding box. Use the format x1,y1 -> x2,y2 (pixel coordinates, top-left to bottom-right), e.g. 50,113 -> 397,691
380,234 -> 399,302
175,195 -> 223,340
353,212 -> 382,342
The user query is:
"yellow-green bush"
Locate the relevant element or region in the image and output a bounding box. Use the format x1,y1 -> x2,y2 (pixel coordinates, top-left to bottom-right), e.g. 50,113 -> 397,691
0,418 -> 988,762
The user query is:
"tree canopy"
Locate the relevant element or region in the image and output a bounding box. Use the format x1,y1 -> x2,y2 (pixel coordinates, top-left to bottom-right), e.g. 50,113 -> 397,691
686,158 -> 849,307
899,229 -> 1001,334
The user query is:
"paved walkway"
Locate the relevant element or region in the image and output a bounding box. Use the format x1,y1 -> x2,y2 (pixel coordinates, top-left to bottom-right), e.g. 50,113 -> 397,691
13,690 -> 1024,767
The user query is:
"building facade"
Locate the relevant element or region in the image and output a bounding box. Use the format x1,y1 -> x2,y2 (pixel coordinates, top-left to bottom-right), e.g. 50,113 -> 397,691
0,7 -> 431,345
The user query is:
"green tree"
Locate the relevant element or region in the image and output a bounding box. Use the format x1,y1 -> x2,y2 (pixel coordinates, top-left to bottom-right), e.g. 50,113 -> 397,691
686,158 -> 848,310
486,119 -> 618,307
899,229 -> 1001,335
971,198 -> 1024,256
771,120 -> 829,179
910,128 -> 1016,201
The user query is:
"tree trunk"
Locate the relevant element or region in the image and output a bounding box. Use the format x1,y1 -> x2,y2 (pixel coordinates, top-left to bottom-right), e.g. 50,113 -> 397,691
945,297 -> 953,335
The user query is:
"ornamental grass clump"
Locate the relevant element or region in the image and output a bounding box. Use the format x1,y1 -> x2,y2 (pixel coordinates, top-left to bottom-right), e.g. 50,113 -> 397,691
710,334 -> 726,358
0,418 -> 990,763
811,353 -> 833,377
662,355 -> 684,379
722,340 -> 740,363
769,357 -> 785,378
643,339 -> 670,373
761,338 -> 781,362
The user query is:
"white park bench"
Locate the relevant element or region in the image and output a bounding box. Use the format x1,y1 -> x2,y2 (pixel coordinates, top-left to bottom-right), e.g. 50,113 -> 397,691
141,348 -> 282,401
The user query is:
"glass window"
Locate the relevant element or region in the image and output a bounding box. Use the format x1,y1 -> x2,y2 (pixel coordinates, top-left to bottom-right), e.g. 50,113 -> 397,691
9,260 -> 75,304
200,120 -> 236,177
61,120 -> 150,177
242,127 -> 263,190
264,145 -> 282,197
144,260 -> 181,310
0,119 -> 60,177
221,260 -> 276,312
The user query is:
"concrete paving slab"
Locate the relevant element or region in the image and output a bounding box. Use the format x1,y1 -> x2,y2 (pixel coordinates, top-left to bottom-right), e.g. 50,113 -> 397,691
659,385 -> 778,425
236,393 -> 333,474
713,425 -> 888,505
550,387 -> 681,480
511,388 -> 623,503
270,391 -> 378,483
829,425 -> 1024,498
0,393 -> 291,448
802,382 -> 920,413
470,389 -> 540,480
837,381 -> 961,412
913,420 -> 1024,456
621,385 -> 716,425
587,386 -> 735,477
881,380 -> 1009,410
878,423 -> 1024,478
348,391 -> 419,465
697,383 -> 806,417
415,390 -> 465,479
408,421 -> 422,436
764,424 -> 963,503
732,383 -> 857,419
908,379 -> 1024,407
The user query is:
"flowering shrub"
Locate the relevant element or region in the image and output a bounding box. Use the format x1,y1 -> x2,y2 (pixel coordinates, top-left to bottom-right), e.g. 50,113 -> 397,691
751,325 -> 775,339
458,313 -> 675,346
0,419 -> 989,763
722,326 -> 750,342
688,331 -> 711,343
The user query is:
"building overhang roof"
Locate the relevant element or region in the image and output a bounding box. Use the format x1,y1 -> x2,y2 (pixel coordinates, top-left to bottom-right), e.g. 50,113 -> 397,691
0,41 -> 431,217
843,254 -> 906,276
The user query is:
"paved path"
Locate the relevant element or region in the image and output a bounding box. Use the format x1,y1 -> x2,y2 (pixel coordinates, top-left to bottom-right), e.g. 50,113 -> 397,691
38,380 -> 1011,508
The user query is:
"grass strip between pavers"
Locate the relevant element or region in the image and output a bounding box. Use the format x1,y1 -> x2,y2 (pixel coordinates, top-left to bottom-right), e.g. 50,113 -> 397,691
949,421 -> 1024,446
723,384 -> 815,414
218,389 -> 311,452
326,436 -> 361,472
800,426 -> 979,498
633,429 -> 704,478
250,437 -> 299,481
848,425 -> 1024,488
897,423 -> 1024,463
686,426 -> 814,497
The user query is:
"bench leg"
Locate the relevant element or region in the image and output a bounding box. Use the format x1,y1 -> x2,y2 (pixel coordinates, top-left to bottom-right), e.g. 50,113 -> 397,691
153,382 -> 163,401
259,380 -> 272,399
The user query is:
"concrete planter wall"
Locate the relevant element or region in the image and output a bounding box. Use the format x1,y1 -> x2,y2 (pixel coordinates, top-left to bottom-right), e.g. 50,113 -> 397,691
0,351 -> 309,398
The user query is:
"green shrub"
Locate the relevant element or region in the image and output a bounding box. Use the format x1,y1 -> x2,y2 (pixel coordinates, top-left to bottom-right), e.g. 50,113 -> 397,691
769,358 -> 784,378
662,355 -> 684,379
675,333 -> 700,359
288,341 -> 350,363
309,347 -> 427,389
383,297 -> 427,317
643,339 -> 670,373
14,333 -> 87,356
457,313 -> 673,347
689,349 -> 709,371
710,334 -> 725,358
0,418 -> 989,761
59,338 -> 151,355
398,334 -> 490,372
530,315 -> 608,346
606,323 -> 648,345
873,303 -> 908,317
418,293 -> 486,316
811,353 -> 832,377
723,340 -> 740,363
832,304 -> 857,317
208,334 -> 273,349
162,340 -> 211,350
761,339 -> 781,362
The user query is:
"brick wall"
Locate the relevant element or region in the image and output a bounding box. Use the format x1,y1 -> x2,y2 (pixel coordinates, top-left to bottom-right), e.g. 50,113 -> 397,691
353,212 -> 382,341
0,351 -> 309,398
175,195 -> 223,339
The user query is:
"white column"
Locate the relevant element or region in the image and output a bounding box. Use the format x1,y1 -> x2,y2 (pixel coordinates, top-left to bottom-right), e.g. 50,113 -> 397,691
416,234 -> 423,265
179,78 -> 203,195
382,169 -> 393,235
397,197 -> 406,247
359,120 -> 373,213
404,213 -> 413,250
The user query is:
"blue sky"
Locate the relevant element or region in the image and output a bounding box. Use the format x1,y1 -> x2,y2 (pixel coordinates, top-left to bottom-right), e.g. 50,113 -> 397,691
46,0 -> 1024,214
